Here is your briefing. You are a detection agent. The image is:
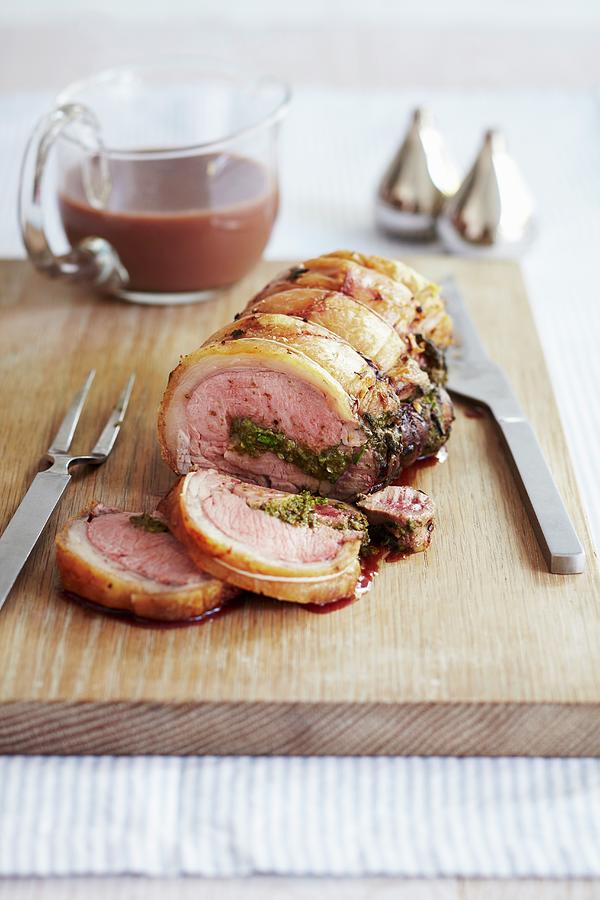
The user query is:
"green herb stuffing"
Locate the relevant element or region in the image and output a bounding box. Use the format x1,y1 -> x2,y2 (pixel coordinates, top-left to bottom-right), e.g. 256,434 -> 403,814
129,513 -> 169,534
260,491 -> 322,527
414,334 -> 448,386
413,388 -> 448,455
362,410 -> 412,465
344,510 -> 371,551
254,490 -> 370,550
367,524 -> 410,553
230,418 -> 358,483
397,518 -> 416,535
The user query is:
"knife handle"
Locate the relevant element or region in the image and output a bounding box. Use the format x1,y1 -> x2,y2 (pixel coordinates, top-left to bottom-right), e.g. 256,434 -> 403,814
494,416 -> 585,574
0,470 -> 71,610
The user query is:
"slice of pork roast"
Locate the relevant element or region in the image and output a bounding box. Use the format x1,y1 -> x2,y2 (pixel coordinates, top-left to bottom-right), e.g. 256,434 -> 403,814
159,469 -> 367,605
56,504 -> 237,621
158,311 -> 452,500
356,485 -> 435,554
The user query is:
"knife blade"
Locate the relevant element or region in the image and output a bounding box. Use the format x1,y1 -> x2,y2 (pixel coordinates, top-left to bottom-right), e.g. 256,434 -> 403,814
442,277 -> 585,575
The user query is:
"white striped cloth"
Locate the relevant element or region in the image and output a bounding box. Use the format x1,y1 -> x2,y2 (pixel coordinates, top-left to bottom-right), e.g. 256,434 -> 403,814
1,88 -> 600,877
1,757 -> 600,878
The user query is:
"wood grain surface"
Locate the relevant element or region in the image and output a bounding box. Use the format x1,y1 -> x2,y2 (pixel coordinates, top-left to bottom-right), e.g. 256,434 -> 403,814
0,257 -> 598,756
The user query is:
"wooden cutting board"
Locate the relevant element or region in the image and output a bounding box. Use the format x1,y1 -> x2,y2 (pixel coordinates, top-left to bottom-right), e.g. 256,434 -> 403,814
1,257 -> 599,756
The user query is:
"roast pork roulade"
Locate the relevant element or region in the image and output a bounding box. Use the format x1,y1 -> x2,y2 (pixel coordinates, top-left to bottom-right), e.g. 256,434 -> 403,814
56,504 -> 238,621
159,469 -> 367,605
158,251 -> 453,500
158,312 -> 448,498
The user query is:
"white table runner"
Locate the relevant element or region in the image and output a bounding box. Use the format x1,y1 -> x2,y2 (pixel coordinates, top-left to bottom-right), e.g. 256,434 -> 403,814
1,756 -> 600,878
1,87 -> 599,877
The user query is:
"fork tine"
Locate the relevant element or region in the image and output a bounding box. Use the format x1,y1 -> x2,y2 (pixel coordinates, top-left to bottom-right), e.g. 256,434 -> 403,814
48,370 -> 96,455
90,373 -> 136,459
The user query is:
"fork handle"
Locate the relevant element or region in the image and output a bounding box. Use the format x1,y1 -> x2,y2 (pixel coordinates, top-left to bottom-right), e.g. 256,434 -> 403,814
494,416 -> 585,574
0,470 -> 71,611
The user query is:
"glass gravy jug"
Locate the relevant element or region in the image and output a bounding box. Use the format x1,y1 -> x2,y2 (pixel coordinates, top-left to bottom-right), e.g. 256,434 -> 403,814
19,59 -> 290,305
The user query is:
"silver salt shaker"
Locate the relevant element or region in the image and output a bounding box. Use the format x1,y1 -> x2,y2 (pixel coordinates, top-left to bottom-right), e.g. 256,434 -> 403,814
375,108 -> 460,241
438,129 -> 535,256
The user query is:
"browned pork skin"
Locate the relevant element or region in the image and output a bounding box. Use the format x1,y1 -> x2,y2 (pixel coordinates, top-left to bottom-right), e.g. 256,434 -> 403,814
243,286 -> 449,406
56,504 -> 237,621
357,485 -> 435,554
159,469 -> 366,605
242,288 -> 406,373
253,250 -> 452,350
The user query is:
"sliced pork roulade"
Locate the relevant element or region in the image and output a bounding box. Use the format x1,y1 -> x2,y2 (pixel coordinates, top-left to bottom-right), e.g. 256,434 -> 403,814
158,312 -> 424,499
329,250 -> 451,349
56,504 -> 237,621
357,485 -> 435,554
202,313 -> 402,421
241,290 -> 454,449
159,469 -> 367,605
158,253 -> 454,500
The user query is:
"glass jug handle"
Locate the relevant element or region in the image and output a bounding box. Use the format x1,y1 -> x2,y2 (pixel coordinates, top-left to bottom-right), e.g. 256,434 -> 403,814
18,102 -> 127,290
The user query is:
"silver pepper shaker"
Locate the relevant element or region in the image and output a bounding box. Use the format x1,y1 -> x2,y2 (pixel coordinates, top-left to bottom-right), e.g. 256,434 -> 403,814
375,108 -> 460,241
438,129 -> 535,256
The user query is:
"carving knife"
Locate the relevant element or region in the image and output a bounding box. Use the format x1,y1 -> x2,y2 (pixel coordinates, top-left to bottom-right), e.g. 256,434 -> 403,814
442,277 -> 585,575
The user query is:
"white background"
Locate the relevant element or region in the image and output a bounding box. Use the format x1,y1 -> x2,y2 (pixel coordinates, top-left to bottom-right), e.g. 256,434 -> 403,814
2,0 -> 600,92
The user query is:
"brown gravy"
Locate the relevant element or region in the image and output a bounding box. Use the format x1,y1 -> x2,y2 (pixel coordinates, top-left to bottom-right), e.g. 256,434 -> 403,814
59,154 -> 278,293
